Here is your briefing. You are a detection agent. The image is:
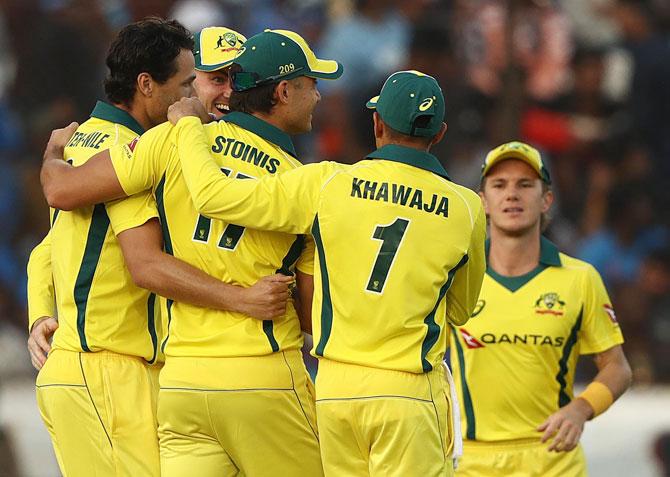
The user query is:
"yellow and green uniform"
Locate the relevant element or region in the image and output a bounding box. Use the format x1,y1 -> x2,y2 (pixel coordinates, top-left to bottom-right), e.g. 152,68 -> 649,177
108,111 -> 321,477
450,237 -> 624,476
27,232 -> 55,328
173,116 -> 487,476
33,101 -> 162,476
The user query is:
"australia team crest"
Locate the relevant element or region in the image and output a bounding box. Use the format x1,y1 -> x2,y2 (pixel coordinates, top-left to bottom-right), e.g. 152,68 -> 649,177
534,292 -> 565,316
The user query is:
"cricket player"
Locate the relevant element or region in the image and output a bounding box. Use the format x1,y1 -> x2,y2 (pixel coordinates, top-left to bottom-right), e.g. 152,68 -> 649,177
167,69 -> 487,476
27,20 -> 289,477
449,141 -> 633,476
39,29 -> 343,477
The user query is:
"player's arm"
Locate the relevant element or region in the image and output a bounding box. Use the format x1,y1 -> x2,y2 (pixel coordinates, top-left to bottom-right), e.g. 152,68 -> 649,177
41,123 -> 126,210
26,232 -> 59,370
444,202 -> 487,326
539,345 -> 632,452
295,271 -> 314,334
538,265 -> 631,452
293,235 -> 315,334
117,218 -> 292,319
169,99 -> 323,234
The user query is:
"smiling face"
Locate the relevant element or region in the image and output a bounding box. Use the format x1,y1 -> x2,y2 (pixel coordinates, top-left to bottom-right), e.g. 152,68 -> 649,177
480,159 -> 553,237
193,67 -> 233,118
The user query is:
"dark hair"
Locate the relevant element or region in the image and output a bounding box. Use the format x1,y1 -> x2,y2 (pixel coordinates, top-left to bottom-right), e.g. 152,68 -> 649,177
383,116 -> 434,147
229,64 -> 279,114
103,17 -> 193,106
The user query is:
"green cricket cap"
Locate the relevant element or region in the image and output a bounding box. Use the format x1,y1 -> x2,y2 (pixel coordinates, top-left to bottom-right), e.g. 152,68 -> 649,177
193,27 -> 246,72
366,70 -> 445,138
231,29 -> 343,91
482,141 -> 551,184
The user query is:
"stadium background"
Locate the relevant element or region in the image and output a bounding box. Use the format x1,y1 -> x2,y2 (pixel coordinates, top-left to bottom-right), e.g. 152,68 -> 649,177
0,0 -> 667,475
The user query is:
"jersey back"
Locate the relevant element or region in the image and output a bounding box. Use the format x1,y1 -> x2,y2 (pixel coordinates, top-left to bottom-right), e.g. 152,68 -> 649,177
110,115 -> 311,358
308,156 -> 485,374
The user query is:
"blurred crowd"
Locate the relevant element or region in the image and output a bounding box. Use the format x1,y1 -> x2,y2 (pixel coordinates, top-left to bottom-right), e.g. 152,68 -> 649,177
0,0 -> 668,383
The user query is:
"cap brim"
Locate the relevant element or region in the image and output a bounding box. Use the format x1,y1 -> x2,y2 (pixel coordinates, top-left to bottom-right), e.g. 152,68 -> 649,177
195,60 -> 235,72
482,152 -> 543,178
366,95 -> 379,109
306,59 -> 343,80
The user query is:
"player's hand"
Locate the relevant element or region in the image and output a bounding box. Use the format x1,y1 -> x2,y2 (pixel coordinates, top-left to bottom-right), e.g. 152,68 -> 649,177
237,274 -> 294,320
537,398 -> 593,452
168,97 -> 212,125
27,316 -> 59,370
43,122 -> 78,163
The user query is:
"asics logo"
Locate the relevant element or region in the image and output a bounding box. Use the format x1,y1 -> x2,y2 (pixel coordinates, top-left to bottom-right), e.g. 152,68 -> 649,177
419,98 -> 434,111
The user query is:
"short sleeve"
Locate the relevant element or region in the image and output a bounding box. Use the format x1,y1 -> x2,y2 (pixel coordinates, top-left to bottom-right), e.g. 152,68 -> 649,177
579,264 -> 624,354
106,191 -> 159,236
110,122 -> 174,196
445,200 -> 487,326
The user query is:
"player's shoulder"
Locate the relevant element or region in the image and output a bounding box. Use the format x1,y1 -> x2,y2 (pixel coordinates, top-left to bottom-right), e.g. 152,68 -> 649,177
436,178 -> 483,220
558,251 -> 594,272
292,161 -> 348,183
557,251 -> 603,282
445,180 -> 481,204
141,121 -> 175,144
64,117 -> 124,157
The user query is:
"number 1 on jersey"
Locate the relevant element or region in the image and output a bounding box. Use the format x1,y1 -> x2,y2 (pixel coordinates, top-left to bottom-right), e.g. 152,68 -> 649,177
366,218 -> 410,293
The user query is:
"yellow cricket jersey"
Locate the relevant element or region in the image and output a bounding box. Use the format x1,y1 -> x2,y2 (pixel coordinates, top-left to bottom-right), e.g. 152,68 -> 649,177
27,232 -> 55,329
108,112 -> 312,358
172,116 -> 487,374
45,101 -> 162,362
449,237 -> 624,442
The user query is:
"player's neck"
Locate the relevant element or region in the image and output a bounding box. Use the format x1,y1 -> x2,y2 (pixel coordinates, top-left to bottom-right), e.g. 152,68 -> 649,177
377,136 -> 430,152
488,229 -> 541,277
115,102 -> 153,132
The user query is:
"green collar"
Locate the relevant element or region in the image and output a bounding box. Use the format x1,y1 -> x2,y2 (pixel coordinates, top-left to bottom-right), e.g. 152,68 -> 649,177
485,236 -> 562,292
90,101 -> 144,136
538,236 -> 562,267
365,144 -> 450,180
223,112 -> 297,158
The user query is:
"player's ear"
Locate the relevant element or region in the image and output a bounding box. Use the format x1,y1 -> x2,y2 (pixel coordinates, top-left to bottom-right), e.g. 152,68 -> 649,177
541,188 -> 554,213
275,80 -> 290,105
478,190 -> 489,211
137,72 -> 153,98
430,122 -> 448,146
373,112 -> 383,140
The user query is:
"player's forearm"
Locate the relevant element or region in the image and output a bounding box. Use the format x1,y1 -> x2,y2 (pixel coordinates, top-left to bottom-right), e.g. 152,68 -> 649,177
174,117 -> 289,230
42,150 -> 127,210
574,346 -> 632,419
41,159 -> 79,210
296,271 -> 314,334
131,252 -> 244,313
591,347 -> 633,401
